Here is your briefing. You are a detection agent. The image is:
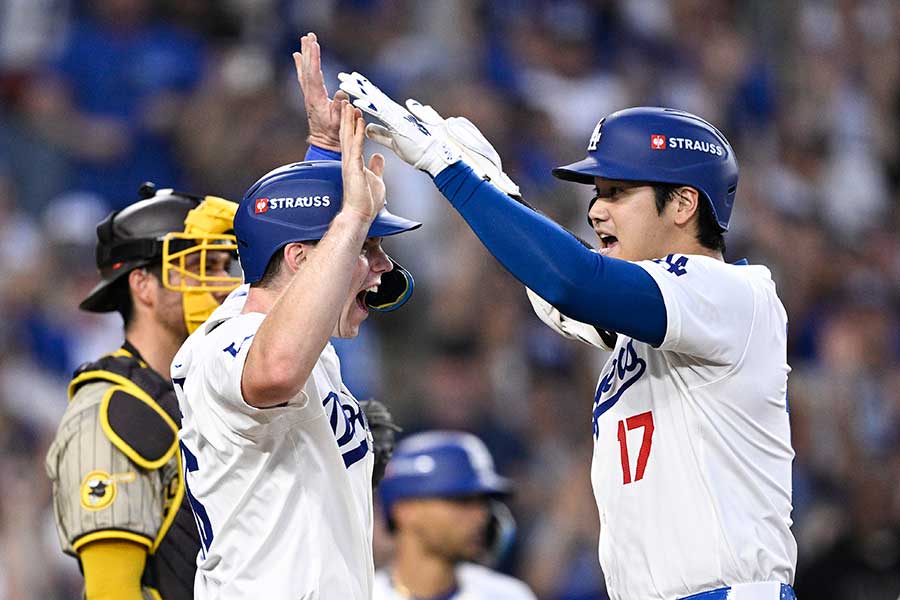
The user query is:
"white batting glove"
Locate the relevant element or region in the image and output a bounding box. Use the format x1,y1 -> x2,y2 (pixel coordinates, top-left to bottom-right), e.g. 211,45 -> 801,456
337,71 -> 460,177
404,99 -> 521,198
526,287 -> 611,350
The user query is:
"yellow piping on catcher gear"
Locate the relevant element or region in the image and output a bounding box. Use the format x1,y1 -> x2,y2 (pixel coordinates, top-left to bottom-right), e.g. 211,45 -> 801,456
162,196 -> 241,333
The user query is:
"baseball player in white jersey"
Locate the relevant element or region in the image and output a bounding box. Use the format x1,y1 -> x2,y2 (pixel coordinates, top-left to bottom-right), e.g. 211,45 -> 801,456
172,92 -> 420,598
374,431 -> 537,600
335,72 -> 798,599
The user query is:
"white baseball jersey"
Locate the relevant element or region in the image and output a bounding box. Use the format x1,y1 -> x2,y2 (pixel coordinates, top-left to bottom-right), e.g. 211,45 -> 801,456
373,563 -> 537,600
172,285 -> 375,599
590,255 -> 796,600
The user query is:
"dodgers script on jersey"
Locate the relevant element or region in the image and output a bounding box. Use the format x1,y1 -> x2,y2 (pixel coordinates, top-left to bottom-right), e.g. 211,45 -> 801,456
373,563 -> 537,600
590,255 -> 796,600
172,285 -> 375,599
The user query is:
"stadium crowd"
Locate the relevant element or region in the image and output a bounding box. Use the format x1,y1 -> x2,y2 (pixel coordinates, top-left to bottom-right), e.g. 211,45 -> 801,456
0,0 -> 898,598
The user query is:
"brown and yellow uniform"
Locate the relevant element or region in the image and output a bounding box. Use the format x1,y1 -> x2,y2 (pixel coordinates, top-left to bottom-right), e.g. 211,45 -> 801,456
46,342 -> 200,600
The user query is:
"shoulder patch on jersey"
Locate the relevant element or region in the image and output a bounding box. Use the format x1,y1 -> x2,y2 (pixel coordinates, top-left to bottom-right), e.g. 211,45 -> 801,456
100,386 -> 179,471
79,470 -> 136,511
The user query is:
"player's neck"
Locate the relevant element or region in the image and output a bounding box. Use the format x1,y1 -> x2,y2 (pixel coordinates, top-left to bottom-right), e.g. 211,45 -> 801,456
391,543 -> 456,598
124,319 -> 183,380
242,286 -> 279,315
656,240 -> 722,261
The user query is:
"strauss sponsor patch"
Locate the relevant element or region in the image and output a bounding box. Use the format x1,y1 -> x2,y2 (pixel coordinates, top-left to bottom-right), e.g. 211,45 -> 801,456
651,134 -> 724,156
254,196 -> 331,213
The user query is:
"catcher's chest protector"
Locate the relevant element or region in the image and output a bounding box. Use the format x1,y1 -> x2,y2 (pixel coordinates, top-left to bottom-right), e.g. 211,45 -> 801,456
70,344 -> 200,600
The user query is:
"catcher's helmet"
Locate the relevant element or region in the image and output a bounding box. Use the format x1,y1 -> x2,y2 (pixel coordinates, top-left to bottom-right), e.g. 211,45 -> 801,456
80,184 -> 202,312
379,431 -> 511,523
235,160 -> 421,311
553,107 -> 739,230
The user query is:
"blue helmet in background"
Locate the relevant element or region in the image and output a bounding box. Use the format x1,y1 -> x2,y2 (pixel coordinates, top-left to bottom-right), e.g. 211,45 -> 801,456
552,107 -> 739,231
235,160 -> 421,310
380,430 -> 517,564
380,431 -> 511,524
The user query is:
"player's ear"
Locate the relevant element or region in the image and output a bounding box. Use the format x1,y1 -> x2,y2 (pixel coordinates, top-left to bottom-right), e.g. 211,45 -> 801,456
672,186 -> 699,226
283,242 -> 312,273
129,267 -> 157,310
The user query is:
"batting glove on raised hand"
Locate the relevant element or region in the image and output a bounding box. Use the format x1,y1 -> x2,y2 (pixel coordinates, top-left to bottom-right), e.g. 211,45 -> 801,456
337,71 -> 460,177
404,99 -> 521,198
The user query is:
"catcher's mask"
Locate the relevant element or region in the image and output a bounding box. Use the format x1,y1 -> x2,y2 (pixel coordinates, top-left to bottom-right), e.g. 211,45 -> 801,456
81,183 -> 241,333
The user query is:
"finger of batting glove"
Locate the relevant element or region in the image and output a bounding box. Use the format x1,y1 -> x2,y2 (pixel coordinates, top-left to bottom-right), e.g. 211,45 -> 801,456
338,73 -> 373,107
405,99 -> 444,125
339,71 -> 383,107
350,97 -> 384,123
365,123 -> 396,148
446,117 -> 502,164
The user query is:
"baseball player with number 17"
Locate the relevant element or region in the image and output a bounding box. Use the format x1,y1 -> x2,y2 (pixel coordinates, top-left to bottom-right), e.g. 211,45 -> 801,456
337,71 -> 798,600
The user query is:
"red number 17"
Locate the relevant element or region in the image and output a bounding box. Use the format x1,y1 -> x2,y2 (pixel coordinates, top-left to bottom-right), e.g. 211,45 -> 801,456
616,410 -> 655,484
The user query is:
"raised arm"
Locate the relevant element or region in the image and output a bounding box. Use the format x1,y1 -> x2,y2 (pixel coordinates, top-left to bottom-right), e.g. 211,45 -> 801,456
295,32 -> 346,159
338,72 -> 667,346
240,104 -> 385,407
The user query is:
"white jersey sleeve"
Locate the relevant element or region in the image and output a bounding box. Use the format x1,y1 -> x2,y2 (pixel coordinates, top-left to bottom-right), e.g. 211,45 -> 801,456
638,254 -> 758,364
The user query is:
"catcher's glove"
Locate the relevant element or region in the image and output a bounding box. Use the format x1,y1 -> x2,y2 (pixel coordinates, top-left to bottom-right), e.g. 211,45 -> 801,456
359,399 -> 402,488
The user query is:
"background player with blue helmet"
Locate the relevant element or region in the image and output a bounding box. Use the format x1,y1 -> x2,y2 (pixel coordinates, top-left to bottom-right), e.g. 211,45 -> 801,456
376,431 -> 536,600
171,95 -> 421,598
337,72 -> 797,600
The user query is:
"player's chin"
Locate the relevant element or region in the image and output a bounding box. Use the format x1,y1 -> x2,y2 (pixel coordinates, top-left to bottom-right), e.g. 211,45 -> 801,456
336,294 -> 369,338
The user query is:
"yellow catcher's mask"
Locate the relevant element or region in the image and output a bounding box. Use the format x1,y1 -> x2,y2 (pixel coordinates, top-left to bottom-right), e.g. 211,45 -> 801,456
162,196 -> 241,333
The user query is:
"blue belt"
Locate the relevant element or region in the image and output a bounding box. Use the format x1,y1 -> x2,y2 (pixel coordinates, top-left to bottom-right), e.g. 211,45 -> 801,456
679,583 -> 796,600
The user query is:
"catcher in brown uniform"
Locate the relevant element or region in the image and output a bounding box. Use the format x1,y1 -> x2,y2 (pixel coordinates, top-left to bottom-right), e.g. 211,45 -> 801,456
45,183 -> 240,600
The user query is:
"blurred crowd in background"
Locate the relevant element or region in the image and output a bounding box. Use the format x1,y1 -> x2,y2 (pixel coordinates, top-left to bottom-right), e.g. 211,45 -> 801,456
0,0 -> 899,598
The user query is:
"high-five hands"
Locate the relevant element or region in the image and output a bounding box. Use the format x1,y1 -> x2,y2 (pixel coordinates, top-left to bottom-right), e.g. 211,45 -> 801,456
403,99 -> 521,197
295,33 -> 348,152
337,72 -> 461,177
339,102 -> 385,222
338,71 -> 520,196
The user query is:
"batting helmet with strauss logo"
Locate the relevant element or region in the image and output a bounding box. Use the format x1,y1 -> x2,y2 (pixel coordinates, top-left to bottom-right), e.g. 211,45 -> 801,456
553,107 -> 739,231
235,160 -> 421,311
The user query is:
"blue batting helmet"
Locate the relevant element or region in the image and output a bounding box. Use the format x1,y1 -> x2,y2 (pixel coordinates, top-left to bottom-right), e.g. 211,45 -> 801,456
552,107 -> 738,230
380,431 -> 511,526
235,160 -> 421,310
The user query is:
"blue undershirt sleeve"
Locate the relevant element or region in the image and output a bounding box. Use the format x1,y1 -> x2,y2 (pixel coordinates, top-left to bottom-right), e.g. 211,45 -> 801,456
434,162 -> 667,346
304,144 -> 341,162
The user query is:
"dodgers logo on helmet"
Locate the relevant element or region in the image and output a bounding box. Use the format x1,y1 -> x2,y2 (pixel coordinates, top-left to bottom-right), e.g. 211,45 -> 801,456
553,107 -> 739,231
234,160 -> 421,284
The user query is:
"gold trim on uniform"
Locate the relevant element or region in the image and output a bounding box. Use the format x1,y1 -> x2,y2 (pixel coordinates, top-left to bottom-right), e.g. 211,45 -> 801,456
151,448 -> 185,553
72,530 -> 153,553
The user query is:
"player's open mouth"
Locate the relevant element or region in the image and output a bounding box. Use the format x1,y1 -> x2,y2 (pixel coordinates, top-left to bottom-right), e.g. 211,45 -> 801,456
599,234 -> 618,255
355,285 -> 379,312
